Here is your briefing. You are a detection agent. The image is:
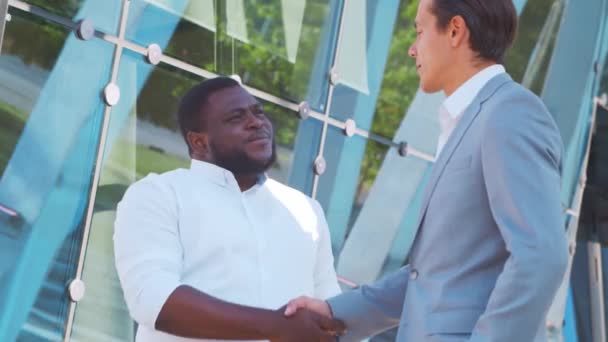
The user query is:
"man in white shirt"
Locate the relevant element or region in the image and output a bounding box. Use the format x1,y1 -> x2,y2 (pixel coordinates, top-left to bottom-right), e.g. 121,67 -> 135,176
284,0 -> 568,341
113,77 -> 344,342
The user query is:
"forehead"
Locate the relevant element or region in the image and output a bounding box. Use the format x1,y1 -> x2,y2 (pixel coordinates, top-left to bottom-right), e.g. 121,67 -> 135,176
207,86 -> 257,112
415,0 -> 434,24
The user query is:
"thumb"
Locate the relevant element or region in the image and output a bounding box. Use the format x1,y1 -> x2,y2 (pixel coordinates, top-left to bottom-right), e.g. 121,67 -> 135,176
284,297 -> 307,316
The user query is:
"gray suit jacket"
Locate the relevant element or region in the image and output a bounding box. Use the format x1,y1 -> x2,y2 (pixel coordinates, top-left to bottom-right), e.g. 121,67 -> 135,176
328,74 -> 569,342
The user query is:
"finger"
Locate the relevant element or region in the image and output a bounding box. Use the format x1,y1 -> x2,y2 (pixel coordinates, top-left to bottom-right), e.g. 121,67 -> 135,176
318,316 -> 346,334
284,297 -> 307,316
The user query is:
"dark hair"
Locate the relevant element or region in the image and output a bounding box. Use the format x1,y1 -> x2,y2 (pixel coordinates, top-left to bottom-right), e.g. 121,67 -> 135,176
431,0 -> 517,63
177,76 -> 240,155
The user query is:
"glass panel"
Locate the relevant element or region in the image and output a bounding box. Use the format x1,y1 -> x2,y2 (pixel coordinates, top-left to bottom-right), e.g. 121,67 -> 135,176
316,128 -> 390,254
329,0 -> 418,142
600,51 -> 608,96
505,0 -> 563,95
125,0 -> 339,111
0,6 -> 113,341
69,49 -> 319,340
24,0 -> 122,34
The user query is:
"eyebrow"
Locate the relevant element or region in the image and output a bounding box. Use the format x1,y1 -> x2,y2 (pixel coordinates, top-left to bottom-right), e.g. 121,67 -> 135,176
223,102 -> 261,116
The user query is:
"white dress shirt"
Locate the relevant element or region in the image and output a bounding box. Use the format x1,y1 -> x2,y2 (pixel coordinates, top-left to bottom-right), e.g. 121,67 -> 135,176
113,160 -> 341,342
436,64 -> 506,157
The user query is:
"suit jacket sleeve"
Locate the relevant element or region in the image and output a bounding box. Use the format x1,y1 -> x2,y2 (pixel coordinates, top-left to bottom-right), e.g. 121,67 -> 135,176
471,97 -> 569,341
326,265 -> 409,341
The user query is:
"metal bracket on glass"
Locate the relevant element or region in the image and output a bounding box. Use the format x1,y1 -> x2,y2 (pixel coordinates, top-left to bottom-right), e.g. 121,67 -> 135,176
0,0 -> 9,54
298,101 -> 310,120
329,68 -> 339,86
597,93 -> 608,108
337,276 -> 358,289
75,19 -> 95,41
343,119 -> 356,137
313,156 -> 327,175
398,141 -> 409,157
229,74 -> 243,84
5,13 -> 10,22
67,278 -> 86,302
0,203 -> 24,238
103,83 -> 120,106
146,43 -> 162,65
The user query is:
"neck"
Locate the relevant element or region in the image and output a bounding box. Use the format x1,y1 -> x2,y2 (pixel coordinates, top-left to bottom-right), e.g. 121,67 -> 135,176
443,59 -> 497,97
234,173 -> 261,191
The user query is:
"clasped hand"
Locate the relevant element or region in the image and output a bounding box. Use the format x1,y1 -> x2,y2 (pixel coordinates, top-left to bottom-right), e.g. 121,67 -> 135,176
270,297 -> 346,342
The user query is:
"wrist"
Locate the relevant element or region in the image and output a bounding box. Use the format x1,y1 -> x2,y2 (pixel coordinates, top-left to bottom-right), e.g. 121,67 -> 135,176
265,309 -> 287,340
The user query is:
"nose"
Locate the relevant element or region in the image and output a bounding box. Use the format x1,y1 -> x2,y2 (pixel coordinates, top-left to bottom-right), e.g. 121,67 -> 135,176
246,112 -> 265,129
408,43 -> 417,58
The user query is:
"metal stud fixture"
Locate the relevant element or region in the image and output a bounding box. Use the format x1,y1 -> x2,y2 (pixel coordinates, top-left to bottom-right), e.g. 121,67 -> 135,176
229,74 -> 243,84
569,242 -> 576,256
398,141 -> 408,157
75,19 -> 95,41
5,13 -> 11,22
67,279 -> 86,302
298,101 -> 310,120
329,68 -> 339,86
313,156 -> 327,175
103,83 -> 120,106
146,43 -> 162,65
344,119 -> 356,137
599,93 -> 608,107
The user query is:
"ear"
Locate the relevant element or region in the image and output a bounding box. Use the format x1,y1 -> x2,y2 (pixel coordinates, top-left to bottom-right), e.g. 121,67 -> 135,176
187,131 -> 209,156
448,15 -> 468,48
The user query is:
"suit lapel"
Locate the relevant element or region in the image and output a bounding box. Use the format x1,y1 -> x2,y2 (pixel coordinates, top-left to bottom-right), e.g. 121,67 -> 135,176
413,73 -> 513,232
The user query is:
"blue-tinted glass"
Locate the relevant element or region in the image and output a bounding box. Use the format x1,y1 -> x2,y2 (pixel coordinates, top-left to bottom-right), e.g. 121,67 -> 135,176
329,0 -> 416,141
125,0 -> 338,112
288,118 -> 323,196
316,125 -> 431,281
0,6 -> 114,341
24,0 -> 122,35
505,0 -> 564,95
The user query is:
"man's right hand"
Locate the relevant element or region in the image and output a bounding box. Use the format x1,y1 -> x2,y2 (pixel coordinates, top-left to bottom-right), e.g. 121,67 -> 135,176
284,296 -> 332,318
271,307 -> 344,342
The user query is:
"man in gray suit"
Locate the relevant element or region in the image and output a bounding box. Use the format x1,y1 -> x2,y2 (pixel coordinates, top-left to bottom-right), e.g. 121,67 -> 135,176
284,0 -> 569,340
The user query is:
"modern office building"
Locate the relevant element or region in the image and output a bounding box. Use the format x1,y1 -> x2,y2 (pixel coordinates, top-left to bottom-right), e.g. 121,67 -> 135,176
0,0 -> 607,341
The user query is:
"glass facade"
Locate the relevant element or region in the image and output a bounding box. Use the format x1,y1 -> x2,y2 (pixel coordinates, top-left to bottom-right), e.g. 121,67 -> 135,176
0,0 -> 606,341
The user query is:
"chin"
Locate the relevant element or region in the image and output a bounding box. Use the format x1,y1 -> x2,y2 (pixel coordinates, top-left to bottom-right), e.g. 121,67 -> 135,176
420,82 -> 441,94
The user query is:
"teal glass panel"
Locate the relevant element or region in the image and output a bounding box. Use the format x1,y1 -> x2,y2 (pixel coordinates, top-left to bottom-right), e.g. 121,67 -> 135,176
24,0 -> 122,35
125,0 -> 340,111
0,6 -> 114,341
505,0 -> 564,95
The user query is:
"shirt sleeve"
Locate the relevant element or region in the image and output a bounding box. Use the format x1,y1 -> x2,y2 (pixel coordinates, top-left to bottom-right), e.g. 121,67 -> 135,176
113,175 -> 184,329
311,199 -> 341,299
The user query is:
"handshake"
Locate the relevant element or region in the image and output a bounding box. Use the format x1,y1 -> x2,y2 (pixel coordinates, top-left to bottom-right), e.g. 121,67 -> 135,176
272,296 -> 346,342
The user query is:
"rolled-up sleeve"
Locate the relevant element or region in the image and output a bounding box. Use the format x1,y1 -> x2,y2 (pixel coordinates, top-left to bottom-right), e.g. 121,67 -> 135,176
113,175 -> 183,328
311,200 -> 341,299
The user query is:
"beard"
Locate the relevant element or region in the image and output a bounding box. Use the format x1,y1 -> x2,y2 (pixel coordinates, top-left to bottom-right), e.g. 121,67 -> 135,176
210,140 -> 277,175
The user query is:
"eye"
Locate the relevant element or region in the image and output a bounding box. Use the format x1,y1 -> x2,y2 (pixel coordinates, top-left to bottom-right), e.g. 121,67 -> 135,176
228,111 -> 245,122
252,104 -> 266,116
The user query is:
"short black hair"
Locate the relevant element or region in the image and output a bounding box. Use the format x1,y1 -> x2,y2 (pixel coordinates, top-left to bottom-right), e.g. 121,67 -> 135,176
177,76 -> 240,155
431,0 -> 517,64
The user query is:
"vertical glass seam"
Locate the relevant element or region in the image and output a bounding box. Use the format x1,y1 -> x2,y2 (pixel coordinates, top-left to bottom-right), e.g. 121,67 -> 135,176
311,0 -> 348,199
62,0 -> 132,340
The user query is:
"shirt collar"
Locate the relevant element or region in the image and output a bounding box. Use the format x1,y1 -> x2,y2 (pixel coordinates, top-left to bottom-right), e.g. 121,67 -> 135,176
442,64 -> 506,120
190,159 -> 267,191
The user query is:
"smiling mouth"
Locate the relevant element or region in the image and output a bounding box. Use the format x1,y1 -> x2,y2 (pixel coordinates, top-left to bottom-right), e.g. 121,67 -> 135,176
248,135 -> 271,143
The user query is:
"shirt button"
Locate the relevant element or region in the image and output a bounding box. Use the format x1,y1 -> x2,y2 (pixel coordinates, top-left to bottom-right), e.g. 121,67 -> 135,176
410,269 -> 419,280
